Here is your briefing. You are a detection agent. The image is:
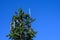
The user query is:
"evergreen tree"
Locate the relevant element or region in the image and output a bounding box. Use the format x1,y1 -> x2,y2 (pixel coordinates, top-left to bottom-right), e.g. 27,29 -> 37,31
7,8 -> 36,40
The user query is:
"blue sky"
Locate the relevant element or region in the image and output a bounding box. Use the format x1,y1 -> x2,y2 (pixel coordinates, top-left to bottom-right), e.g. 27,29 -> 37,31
0,0 -> 60,40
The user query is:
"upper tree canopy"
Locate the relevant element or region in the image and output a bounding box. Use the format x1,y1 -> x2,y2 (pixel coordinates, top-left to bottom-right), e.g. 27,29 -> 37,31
7,8 -> 36,40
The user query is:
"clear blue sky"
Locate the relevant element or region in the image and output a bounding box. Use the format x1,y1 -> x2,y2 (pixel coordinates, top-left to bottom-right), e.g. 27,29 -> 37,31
0,0 -> 60,40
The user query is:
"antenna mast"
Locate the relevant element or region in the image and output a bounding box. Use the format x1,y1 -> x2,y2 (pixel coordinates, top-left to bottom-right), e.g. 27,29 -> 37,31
29,8 -> 31,16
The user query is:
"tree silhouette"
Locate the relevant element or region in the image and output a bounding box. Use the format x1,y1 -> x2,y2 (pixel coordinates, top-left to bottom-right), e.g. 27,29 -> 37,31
7,8 -> 36,40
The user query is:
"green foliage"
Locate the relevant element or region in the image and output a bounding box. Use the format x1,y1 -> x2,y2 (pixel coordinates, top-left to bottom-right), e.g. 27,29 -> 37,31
7,8 -> 36,40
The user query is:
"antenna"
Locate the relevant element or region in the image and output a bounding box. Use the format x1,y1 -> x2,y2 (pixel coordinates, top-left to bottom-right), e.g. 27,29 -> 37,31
29,8 -> 31,16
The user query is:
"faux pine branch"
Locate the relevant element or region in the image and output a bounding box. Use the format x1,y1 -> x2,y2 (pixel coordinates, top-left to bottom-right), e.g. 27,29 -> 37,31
7,8 -> 36,40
